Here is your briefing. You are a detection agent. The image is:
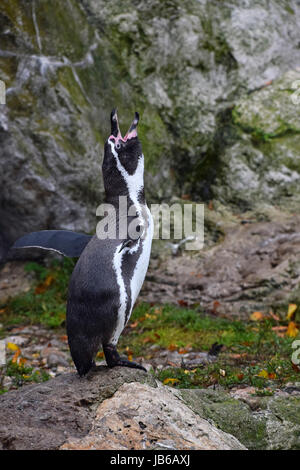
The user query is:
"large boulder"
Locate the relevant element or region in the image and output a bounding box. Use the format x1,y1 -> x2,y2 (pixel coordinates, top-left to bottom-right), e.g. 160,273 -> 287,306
0,366 -> 245,450
0,0 -> 300,257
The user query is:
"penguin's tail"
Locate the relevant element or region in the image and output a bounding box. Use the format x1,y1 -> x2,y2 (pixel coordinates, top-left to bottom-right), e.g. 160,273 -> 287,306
67,333 -> 99,376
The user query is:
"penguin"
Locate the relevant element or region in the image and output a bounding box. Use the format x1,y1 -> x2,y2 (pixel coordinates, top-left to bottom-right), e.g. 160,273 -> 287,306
11,109 -> 153,376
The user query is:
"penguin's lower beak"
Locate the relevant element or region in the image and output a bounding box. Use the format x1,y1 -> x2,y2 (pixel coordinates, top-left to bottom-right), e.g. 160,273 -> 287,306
124,112 -> 139,140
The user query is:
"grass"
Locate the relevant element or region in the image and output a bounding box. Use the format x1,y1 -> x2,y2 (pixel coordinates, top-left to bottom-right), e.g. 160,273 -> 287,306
0,258 -> 75,330
119,303 -> 300,389
0,259 -> 299,392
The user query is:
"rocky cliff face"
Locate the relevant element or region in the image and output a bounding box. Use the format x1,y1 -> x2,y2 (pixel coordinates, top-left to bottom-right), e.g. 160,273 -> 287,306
0,0 -> 299,256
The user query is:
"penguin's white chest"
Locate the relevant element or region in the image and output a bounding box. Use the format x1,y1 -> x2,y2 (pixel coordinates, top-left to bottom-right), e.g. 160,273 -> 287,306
130,206 -> 153,306
110,205 -> 153,345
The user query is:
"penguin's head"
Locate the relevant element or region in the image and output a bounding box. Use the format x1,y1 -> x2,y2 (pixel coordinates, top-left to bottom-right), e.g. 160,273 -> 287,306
103,110 -> 144,199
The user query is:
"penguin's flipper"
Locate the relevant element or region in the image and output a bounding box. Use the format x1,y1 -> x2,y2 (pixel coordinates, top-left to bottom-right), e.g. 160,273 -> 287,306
118,237 -> 140,253
12,230 -> 93,258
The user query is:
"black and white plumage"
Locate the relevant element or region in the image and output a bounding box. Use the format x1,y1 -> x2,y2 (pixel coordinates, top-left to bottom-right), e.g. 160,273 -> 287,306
12,109 -> 153,376
66,110 -> 153,375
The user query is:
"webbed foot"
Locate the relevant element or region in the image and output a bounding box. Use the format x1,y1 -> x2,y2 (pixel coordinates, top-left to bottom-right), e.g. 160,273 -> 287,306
103,343 -> 146,372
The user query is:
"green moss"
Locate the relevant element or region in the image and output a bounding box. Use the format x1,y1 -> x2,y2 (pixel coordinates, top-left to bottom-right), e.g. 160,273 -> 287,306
179,388 -> 268,450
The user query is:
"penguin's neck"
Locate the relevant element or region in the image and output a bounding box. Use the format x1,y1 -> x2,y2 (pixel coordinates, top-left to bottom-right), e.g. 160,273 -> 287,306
105,156 -> 146,211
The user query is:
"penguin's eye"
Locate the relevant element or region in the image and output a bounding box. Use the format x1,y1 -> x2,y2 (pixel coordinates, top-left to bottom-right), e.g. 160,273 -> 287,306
116,142 -> 121,150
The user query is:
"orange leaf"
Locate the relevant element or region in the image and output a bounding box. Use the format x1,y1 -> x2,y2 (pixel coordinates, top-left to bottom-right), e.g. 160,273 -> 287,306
0,308 -> 6,315
286,322 -> 299,338
287,304 -> 297,321
237,373 -> 244,381
142,336 -> 155,344
12,349 -> 21,363
34,275 -> 54,294
178,347 -> 190,354
154,307 -> 163,315
250,311 -> 264,321
167,343 -> 177,351
129,321 -> 139,328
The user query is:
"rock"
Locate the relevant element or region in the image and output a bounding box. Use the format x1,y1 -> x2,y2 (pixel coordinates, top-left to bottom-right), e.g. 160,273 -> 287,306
213,70 -> 300,209
0,367 -> 155,450
1,1 -> 300,258
0,367 -> 245,450
177,387 -> 300,450
0,262 -> 35,303
60,381 -> 245,450
5,335 -> 29,347
141,209 -> 300,318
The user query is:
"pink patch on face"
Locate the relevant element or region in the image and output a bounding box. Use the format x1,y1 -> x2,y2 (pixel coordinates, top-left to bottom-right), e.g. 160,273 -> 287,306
124,129 -> 137,141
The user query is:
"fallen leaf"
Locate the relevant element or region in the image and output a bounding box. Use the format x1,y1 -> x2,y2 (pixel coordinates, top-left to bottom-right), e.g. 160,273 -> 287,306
129,321 -> 139,328
268,373 -> 276,380
212,301 -> 221,313
177,299 -> 188,307
154,307 -> 163,315
142,336 -> 155,344
178,347 -> 190,354
167,361 -> 178,367
292,362 -> 300,373
287,304 -> 297,321
208,200 -> 214,211
286,321 -> 299,338
237,373 -> 244,381
163,378 -> 180,385
12,349 -> 21,363
96,351 -> 104,358
127,354 -> 133,362
250,311 -> 264,321
0,308 -> 6,315
167,344 -> 177,351
6,342 -> 20,352
219,369 -> 226,377
257,370 -> 268,379
268,310 -> 280,321
272,325 -> 287,337
230,353 -> 248,359
145,313 -> 156,320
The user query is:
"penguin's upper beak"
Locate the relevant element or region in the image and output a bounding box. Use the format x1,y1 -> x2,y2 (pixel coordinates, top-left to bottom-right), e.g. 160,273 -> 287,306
110,108 -> 121,138
110,109 -> 139,141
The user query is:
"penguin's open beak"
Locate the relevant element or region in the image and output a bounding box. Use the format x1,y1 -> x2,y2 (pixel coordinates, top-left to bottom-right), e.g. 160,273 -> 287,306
110,110 -> 139,142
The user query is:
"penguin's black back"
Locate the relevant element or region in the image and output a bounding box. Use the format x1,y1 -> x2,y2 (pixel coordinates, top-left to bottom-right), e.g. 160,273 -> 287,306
66,233 -> 142,375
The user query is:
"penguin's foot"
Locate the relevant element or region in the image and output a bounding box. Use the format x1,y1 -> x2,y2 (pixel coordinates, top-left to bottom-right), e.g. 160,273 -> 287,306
103,343 -> 146,372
